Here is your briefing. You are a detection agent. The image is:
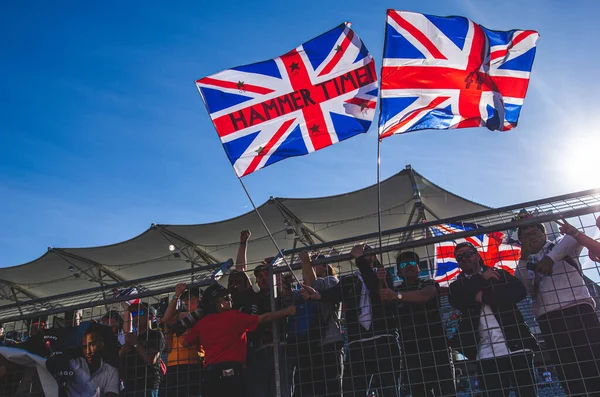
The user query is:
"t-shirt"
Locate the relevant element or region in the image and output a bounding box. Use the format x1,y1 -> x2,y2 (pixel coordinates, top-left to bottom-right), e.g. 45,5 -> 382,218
67,357 -> 120,397
185,310 -> 259,367
311,276 -> 343,346
167,329 -> 201,367
396,278 -> 446,347
122,329 -> 166,392
246,291 -> 281,349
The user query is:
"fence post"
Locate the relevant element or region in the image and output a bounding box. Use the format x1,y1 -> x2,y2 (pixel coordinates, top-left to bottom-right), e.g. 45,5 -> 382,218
269,258 -> 282,397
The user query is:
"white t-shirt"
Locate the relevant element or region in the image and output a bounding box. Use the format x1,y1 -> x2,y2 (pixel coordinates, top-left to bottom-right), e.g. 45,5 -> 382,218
67,357 -> 120,397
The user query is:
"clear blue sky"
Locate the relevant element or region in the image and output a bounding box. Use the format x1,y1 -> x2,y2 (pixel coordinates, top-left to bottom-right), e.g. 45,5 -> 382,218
1,0 -> 598,268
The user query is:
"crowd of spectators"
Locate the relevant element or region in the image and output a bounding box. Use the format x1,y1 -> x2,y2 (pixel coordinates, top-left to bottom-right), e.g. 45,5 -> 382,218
0,214 -> 598,397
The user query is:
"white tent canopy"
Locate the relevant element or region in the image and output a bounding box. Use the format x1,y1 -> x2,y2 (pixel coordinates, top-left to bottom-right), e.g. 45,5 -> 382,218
0,166 -> 489,306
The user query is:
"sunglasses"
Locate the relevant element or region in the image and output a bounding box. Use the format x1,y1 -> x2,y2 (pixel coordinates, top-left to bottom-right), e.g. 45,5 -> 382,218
398,260 -> 418,269
130,310 -> 146,318
455,251 -> 477,262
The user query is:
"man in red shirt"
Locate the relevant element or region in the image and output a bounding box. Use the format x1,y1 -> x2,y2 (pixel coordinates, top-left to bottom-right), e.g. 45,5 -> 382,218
183,283 -> 295,397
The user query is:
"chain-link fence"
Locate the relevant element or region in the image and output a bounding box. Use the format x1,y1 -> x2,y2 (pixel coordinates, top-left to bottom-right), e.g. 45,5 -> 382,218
0,189 -> 599,397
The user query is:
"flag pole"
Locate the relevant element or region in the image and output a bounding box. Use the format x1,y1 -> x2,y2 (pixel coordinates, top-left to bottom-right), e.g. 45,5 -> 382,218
194,81 -> 299,284
376,135 -> 384,266
237,176 -> 301,285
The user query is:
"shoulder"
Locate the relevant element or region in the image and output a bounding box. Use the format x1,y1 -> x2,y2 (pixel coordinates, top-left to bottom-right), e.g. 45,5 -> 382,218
313,276 -> 339,290
419,278 -> 438,287
69,357 -> 86,370
100,361 -> 119,375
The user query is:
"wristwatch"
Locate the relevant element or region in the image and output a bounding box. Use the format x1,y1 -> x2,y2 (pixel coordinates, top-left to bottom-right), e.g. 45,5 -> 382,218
396,292 -> 403,301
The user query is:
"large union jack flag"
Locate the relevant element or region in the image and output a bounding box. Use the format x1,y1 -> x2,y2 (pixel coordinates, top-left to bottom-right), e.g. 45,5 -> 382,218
431,223 -> 521,287
196,23 -> 378,177
379,11 -> 539,138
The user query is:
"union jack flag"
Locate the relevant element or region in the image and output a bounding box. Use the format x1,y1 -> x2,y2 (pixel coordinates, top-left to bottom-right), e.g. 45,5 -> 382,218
431,223 -> 521,287
379,11 -> 539,138
196,23 -> 378,177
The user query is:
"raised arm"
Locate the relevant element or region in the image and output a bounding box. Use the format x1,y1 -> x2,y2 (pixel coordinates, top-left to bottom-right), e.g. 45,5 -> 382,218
300,250 -> 317,287
236,230 -> 251,272
162,283 -> 187,325
557,218 -> 600,261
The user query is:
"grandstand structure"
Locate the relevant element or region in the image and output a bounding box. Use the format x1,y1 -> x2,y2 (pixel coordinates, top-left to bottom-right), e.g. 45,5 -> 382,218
0,166 -> 599,396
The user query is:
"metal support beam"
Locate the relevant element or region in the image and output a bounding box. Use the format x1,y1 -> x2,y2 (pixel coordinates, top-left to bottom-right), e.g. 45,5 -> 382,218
406,164 -> 428,223
271,198 -> 327,246
153,225 -> 221,265
51,249 -> 125,284
0,279 -> 40,301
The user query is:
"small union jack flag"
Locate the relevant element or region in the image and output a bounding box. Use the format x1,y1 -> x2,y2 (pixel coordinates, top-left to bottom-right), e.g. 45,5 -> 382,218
431,223 -> 521,287
379,11 -> 539,138
196,23 -> 378,177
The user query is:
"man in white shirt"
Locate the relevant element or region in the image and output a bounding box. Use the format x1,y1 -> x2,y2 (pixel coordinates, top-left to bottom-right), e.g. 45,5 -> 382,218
46,327 -> 120,397
517,220 -> 600,396
449,242 -> 538,397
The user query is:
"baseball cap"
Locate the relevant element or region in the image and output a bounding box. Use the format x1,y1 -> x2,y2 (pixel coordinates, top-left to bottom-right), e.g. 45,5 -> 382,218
454,242 -> 477,254
202,284 -> 229,310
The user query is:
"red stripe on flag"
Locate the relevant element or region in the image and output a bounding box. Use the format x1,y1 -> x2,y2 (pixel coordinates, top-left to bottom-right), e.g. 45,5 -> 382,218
318,29 -> 355,77
491,30 -> 537,62
345,97 -> 376,109
242,119 -> 295,176
387,11 -> 447,60
197,77 -> 275,95
380,95 -> 450,138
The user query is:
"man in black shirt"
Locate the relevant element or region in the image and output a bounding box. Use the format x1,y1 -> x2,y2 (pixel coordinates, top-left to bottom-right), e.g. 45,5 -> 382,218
379,251 -> 455,397
120,303 -> 166,397
449,242 -> 538,397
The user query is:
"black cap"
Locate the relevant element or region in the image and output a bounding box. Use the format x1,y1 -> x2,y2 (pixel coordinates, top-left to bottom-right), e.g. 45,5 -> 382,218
202,284 -> 229,312
454,242 -> 477,254
254,264 -> 269,276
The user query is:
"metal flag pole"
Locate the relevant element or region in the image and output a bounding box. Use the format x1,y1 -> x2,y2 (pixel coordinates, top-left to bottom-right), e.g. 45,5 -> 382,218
194,81 -> 299,284
376,135 -> 384,266
237,176 -> 301,285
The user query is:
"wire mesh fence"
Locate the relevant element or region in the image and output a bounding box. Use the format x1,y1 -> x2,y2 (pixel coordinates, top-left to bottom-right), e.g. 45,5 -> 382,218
0,189 -> 599,396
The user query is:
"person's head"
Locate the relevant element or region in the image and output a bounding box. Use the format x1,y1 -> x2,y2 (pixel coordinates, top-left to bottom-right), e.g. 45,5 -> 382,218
28,320 -> 46,337
129,303 -> 154,332
101,310 -> 124,335
254,262 -> 272,292
228,270 -> 252,295
81,331 -> 104,366
311,254 -> 336,278
63,309 -> 83,328
454,242 -> 482,275
181,287 -> 201,312
202,284 -> 232,314
396,251 -> 420,283
517,223 -> 547,253
362,245 -> 382,269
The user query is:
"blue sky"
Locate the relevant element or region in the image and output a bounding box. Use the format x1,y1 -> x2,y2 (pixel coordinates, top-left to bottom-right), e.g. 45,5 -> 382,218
1,0 -> 598,268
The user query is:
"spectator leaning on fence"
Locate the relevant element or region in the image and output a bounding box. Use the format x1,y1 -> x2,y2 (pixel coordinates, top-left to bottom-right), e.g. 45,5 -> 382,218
378,251 -> 455,397
301,244 -> 401,397
517,214 -> 600,396
161,282 -> 204,397
286,250 -> 343,397
449,242 -> 539,397
235,228 -> 289,397
182,283 -> 295,397
120,302 -> 166,397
